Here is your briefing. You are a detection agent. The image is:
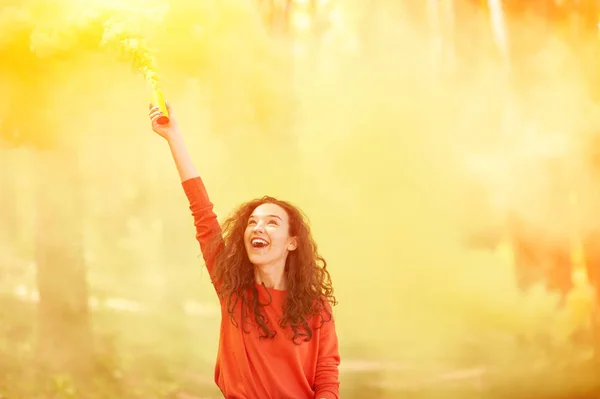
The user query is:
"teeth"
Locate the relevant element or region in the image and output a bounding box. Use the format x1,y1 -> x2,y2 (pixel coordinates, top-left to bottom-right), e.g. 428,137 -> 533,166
251,238 -> 268,246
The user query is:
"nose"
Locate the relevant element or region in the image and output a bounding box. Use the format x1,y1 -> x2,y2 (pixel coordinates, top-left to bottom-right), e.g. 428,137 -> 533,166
253,221 -> 265,233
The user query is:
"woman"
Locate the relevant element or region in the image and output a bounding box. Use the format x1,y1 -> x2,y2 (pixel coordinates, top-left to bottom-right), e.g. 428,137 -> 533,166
149,104 -> 340,399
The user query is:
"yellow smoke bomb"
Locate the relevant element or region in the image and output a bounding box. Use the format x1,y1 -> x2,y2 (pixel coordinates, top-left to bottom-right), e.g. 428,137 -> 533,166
151,86 -> 170,125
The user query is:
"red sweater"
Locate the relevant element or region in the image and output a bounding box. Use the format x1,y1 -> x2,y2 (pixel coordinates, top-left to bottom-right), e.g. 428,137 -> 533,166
182,177 -> 340,399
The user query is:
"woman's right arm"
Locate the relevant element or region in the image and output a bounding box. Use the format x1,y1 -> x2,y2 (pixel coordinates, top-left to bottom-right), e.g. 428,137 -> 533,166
149,103 -> 223,283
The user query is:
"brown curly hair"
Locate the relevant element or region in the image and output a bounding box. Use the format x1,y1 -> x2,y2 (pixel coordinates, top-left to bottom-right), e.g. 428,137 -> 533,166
210,196 -> 337,344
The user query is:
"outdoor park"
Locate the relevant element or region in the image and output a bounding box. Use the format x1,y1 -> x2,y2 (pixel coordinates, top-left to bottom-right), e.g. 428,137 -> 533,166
1,0 -> 600,398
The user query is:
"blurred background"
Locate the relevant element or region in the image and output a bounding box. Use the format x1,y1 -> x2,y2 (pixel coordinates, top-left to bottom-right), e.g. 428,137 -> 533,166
3,0 -> 600,398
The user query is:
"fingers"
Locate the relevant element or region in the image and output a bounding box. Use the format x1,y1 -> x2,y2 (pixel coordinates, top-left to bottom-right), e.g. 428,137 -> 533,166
150,114 -> 160,125
149,113 -> 163,125
149,107 -> 160,118
148,103 -> 173,115
148,101 -> 173,128
148,106 -> 163,123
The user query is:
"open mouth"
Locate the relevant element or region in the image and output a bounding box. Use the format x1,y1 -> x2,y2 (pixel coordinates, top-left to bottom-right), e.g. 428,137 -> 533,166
251,238 -> 269,248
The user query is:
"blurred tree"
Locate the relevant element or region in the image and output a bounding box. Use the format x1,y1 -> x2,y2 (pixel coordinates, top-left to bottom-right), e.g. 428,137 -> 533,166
1,11 -> 105,370
0,145 -> 20,259
0,1 -> 157,375
0,63 -> 93,376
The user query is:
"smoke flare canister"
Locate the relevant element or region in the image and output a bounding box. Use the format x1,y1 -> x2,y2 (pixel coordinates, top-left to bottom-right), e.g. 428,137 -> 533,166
151,87 -> 170,125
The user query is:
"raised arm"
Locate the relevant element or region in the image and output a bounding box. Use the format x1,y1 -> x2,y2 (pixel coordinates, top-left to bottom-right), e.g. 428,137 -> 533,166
149,103 -> 223,284
181,176 -> 222,277
165,132 -> 200,183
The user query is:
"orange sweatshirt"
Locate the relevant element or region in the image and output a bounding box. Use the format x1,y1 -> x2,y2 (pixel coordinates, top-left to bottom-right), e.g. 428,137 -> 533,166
182,177 -> 340,399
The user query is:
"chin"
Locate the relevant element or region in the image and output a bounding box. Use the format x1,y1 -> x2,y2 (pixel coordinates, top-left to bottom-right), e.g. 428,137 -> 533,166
247,254 -> 264,266
248,256 -> 273,268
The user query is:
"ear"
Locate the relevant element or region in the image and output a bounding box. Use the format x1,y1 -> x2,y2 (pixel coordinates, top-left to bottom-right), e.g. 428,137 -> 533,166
287,237 -> 298,251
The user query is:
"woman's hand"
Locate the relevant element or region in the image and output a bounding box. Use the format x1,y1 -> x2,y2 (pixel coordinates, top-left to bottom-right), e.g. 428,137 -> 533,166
149,102 -> 180,141
148,102 -> 199,182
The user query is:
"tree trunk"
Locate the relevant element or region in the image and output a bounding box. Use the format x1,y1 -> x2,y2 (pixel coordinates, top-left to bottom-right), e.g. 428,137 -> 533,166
35,146 -> 93,374
0,148 -> 19,251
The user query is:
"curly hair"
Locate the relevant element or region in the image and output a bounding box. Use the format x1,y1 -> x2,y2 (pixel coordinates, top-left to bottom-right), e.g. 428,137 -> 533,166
210,196 -> 337,344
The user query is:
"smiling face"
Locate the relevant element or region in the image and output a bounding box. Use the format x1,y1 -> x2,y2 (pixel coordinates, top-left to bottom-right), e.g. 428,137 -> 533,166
244,203 -> 298,268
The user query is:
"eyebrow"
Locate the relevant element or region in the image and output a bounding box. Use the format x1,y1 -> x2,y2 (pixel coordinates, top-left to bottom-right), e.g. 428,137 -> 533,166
249,214 -> 282,220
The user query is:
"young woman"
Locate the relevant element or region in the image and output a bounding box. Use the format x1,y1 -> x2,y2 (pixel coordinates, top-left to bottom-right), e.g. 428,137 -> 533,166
148,104 -> 340,398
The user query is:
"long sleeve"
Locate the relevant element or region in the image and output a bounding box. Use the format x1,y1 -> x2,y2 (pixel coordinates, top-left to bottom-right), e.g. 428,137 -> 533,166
313,303 -> 340,399
182,177 -> 223,286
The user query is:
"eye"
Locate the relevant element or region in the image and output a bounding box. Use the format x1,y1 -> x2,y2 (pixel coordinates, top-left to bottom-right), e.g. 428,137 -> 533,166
247,219 -> 256,226
268,220 -> 279,226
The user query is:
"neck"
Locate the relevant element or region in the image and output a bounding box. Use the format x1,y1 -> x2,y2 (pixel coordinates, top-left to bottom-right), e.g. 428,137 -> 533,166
254,263 -> 286,290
